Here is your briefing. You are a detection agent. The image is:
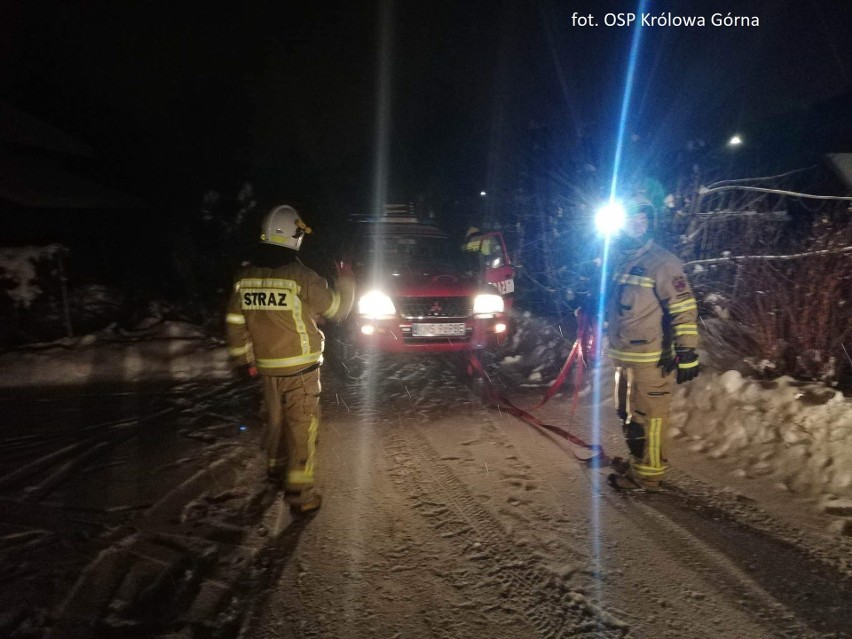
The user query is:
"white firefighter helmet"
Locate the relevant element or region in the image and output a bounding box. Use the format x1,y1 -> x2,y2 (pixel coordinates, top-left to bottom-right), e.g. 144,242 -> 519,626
626,195 -> 657,233
259,205 -> 312,251
625,195 -> 655,217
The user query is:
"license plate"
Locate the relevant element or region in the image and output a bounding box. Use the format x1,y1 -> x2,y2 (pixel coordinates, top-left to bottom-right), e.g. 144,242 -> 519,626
495,279 -> 515,295
411,322 -> 466,337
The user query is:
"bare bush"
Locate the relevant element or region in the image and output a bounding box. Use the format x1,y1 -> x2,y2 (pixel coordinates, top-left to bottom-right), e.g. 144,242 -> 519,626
724,219 -> 852,384
671,165 -> 852,385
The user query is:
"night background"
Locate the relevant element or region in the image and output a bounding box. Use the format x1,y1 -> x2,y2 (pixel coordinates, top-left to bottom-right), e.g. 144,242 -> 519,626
2,3 -> 852,636
1,0 -> 850,327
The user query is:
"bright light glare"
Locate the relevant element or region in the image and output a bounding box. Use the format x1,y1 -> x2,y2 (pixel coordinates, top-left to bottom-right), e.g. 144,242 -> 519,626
480,191 -> 487,197
473,293 -> 504,315
728,134 -> 743,146
360,324 -> 376,335
494,322 -> 507,333
357,290 -> 395,317
595,201 -> 627,235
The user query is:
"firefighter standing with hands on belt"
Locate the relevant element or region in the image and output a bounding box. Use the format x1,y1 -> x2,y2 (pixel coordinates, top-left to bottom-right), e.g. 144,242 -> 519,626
226,205 -> 355,513
604,196 -> 700,491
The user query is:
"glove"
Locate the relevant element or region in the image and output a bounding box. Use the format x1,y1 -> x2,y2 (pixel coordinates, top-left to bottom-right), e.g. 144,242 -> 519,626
236,363 -> 258,380
666,348 -> 699,384
334,273 -> 356,320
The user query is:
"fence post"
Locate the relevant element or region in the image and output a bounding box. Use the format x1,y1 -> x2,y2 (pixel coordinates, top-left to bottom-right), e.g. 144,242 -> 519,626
56,248 -> 73,338
732,261 -> 741,299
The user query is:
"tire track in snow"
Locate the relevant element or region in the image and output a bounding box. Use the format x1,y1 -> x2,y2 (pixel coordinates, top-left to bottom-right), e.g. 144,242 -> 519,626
339,354 -> 830,637
645,484 -> 852,637
386,423 -> 629,639
599,488 -> 822,638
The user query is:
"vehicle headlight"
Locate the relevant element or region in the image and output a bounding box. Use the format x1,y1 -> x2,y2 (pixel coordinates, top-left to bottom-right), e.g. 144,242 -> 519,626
358,290 -> 396,317
473,293 -> 504,315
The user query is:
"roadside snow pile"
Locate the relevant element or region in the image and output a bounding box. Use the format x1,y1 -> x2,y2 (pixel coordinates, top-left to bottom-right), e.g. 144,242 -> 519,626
0,320 -> 231,388
671,370 -> 852,505
498,310 -> 573,385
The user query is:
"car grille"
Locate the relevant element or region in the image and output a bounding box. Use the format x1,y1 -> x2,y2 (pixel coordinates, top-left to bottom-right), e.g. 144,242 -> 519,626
396,296 -> 471,319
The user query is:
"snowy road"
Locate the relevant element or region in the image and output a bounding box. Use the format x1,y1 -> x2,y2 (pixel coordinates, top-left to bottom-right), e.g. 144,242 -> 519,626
1,356 -> 851,637
0,381 -> 274,636
243,356 -> 851,639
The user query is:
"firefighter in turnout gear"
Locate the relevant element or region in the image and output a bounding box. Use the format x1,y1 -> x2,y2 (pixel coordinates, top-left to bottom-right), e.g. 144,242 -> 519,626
606,196 -> 699,491
226,205 -> 355,513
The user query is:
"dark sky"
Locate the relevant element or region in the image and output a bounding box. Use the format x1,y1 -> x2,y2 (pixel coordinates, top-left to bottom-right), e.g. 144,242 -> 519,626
2,0 -> 850,218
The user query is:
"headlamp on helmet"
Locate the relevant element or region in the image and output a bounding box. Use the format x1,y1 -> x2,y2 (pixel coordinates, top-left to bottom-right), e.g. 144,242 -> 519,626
594,200 -> 626,236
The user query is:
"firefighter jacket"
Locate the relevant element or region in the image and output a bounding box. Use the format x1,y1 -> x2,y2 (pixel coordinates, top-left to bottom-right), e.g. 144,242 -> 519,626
606,239 -> 698,367
226,260 -> 354,376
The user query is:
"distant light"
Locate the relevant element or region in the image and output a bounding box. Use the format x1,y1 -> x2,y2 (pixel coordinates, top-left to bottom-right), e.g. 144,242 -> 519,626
728,134 -> 743,146
494,322 -> 507,334
239,424 -> 247,432
594,201 -> 627,236
480,191 -> 487,197
361,324 -> 376,335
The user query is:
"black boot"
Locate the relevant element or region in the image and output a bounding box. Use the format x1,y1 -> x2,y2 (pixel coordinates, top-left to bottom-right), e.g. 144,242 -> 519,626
285,491 -> 323,515
607,472 -> 661,492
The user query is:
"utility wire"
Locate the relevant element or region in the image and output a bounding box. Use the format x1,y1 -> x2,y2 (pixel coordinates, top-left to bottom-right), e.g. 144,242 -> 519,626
698,185 -> 852,201
686,244 -> 852,266
705,166 -> 816,189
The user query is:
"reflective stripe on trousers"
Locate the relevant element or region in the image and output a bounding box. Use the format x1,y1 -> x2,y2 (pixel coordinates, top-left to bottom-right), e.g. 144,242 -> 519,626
613,364 -> 674,479
262,368 -> 321,493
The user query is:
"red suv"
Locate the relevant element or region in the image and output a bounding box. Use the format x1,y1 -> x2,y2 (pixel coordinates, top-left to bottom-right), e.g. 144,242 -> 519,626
339,210 -> 514,354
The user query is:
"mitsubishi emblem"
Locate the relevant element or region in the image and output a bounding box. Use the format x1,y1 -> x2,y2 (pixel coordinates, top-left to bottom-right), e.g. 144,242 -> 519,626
430,300 -> 443,313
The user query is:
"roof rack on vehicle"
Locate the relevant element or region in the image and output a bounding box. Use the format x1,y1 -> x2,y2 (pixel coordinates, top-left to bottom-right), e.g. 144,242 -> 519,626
349,203 -> 420,223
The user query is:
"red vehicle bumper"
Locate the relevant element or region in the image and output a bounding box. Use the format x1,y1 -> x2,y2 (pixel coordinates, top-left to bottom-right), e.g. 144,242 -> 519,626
350,316 -> 508,354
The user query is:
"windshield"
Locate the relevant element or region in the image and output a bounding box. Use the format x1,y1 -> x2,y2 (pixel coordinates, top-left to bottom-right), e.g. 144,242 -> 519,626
352,233 -> 473,274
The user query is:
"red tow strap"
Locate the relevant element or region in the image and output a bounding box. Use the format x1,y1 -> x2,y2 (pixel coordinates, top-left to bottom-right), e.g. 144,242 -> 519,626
466,313 -> 608,464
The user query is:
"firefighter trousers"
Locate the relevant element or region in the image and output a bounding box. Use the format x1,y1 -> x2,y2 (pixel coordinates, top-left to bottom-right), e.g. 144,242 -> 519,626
261,368 -> 321,498
613,364 -> 675,482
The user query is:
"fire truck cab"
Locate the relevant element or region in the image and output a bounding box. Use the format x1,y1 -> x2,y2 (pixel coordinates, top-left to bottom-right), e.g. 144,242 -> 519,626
339,206 -> 514,354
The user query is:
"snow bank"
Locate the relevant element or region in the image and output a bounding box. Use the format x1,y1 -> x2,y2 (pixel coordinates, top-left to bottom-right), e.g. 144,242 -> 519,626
671,370 -> 852,502
0,320 -> 232,388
